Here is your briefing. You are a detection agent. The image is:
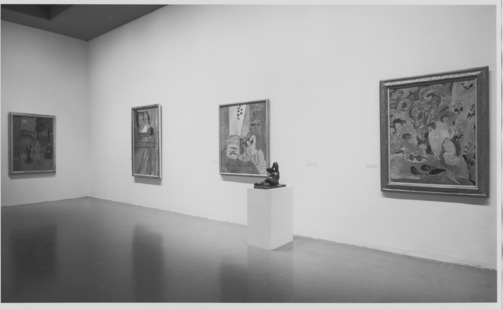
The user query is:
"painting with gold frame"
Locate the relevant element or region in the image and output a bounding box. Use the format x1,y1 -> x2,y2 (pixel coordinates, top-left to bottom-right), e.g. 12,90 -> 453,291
380,67 -> 489,197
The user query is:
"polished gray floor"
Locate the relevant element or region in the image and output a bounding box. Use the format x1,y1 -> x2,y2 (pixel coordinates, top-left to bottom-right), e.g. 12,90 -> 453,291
1,197 -> 497,303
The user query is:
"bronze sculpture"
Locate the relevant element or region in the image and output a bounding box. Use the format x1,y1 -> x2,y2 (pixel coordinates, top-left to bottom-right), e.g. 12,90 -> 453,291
254,162 -> 286,189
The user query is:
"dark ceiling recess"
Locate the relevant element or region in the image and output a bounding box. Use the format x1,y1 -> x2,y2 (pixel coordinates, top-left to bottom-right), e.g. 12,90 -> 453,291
1,4 -> 165,41
3,5 -> 73,20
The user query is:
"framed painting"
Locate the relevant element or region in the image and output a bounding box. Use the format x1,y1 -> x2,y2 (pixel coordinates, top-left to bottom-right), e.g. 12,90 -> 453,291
9,113 -> 55,174
380,67 -> 489,197
131,104 -> 162,179
219,99 -> 270,177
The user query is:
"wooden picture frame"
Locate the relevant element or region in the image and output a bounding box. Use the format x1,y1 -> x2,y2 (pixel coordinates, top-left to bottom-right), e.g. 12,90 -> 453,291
380,67 -> 489,197
219,99 -> 270,177
9,112 -> 56,174
131,104 -> 162,179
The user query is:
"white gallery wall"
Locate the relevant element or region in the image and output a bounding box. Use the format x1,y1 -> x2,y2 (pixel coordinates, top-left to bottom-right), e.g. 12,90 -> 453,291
1,5 -> 499,270
86,5 -> 499,269
1,21 -> 90,205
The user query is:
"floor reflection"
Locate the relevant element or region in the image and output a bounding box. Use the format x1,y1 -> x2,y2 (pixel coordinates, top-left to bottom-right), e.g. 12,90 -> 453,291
13,224 -> 58,285
132,225 -> 165,302
246,245 -> 294,302
219,244 -> 294,302
1,197 -> 497,303
219,258 -> 248,302
4,224 -> 58,302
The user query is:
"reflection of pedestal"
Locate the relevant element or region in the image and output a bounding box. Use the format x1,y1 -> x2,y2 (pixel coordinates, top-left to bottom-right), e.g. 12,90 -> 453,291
247,187 -> 293,250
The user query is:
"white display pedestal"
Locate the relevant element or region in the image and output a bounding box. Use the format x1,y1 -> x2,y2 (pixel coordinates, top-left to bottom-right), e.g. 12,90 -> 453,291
247,186 -> 293,250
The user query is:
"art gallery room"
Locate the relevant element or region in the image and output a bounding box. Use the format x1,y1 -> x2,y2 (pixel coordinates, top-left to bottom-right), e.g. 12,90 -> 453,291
0,1 -> 502,308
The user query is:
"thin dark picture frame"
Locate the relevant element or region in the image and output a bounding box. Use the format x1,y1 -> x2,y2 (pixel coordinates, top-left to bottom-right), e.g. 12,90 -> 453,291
131,104 -> 162,179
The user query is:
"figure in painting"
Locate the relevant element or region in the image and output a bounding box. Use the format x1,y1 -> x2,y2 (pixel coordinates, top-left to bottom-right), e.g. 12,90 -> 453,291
134,110 -> 158,176
244,113 -> 267,174
238,134 -> 267,174
254,162 -> 286,189
427,115 -> 457,159
440,137 -> 470,184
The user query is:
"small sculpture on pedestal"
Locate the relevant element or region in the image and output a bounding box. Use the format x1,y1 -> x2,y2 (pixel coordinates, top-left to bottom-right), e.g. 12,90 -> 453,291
254,162 -> 286,189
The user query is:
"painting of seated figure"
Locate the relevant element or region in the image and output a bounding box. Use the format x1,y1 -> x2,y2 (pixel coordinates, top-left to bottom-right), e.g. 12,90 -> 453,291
380,67 -> 489,197
219,100 -> 269,177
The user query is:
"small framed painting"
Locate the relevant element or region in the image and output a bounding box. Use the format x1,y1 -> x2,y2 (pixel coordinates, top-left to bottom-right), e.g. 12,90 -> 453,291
9,113 -> 55,174
380,67 -> 489,197
219,99 -> 270,177
132,104 -> 162,179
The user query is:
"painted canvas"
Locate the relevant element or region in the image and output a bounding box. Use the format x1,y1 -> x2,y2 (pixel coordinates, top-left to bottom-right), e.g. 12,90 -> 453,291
380,67 -> 489,196
9,113 -> 55,174
132,104 -> 162,179
219,100 -> 270,177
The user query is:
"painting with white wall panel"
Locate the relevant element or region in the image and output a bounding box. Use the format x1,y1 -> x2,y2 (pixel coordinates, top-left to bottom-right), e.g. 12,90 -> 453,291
131,104 -> 162,179
9,113 -> 55,174
380,67 -> 489,197
219,99 -> 270,177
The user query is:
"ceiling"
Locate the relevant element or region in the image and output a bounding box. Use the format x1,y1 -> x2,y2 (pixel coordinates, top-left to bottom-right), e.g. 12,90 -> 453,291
1,4 -> 165,41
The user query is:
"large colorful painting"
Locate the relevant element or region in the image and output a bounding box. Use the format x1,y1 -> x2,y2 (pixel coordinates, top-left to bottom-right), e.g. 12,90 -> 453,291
380,67 -> 489,197
9,113 -> 55,174
219,99 -> 270,177
132,104 -> 162,179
